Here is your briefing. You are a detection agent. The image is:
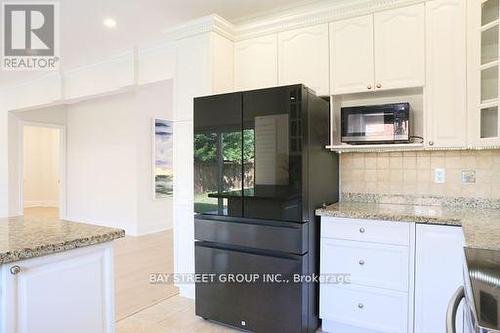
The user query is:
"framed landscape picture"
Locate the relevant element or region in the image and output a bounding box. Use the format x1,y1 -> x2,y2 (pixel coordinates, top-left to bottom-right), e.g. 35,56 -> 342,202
153,119 -> 173,199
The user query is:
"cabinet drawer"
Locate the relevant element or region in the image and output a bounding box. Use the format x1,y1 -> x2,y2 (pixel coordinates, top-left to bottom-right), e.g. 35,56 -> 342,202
321,217 -> 410,246
320,284 -> 408,333
321,238 -> 409,291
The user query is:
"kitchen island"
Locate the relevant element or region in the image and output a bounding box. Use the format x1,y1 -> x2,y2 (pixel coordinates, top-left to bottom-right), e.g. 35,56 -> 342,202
0,214 -> 124,333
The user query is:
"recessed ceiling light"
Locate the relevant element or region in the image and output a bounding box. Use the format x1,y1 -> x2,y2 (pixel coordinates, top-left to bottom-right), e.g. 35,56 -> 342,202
103,18 -> 117,28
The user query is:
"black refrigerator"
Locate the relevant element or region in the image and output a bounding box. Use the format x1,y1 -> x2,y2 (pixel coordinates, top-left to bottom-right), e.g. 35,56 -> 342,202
193,84 -> 339,333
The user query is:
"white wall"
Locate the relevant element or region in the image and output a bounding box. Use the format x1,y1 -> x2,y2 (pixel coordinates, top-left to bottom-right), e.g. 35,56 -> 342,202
8,107 -> 67,216
66,91 -> 139,234
0,107 -> 8,217
66,81 -> 173,235
23,126 -> 60,207
135,81 -> 174,235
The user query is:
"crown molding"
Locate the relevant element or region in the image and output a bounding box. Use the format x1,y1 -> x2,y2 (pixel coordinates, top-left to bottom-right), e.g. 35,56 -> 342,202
234,0 -> 427,40
163,14 -> 236,41
160,0 -> 427,42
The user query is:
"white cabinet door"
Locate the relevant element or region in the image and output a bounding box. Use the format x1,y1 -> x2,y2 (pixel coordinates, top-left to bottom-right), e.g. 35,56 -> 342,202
321,238 -> 410,291
234,34 -> 278,91
415,224 -> 464,333
425,0 -> 467,148
278,24 -> 330,96
330,15 -> 375,95
374,4 -> 425,91
1,244 -> 114,333
467,0 -> 500,147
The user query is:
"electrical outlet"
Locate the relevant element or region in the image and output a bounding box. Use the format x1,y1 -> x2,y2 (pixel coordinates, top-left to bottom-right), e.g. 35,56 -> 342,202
462,170 -> 476,184
434,168 -> 446,184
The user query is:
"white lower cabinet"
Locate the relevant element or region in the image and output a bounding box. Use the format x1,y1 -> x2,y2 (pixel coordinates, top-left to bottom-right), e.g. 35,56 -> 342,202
0,243 -> 115,333
414,224 -> 465,333
321,217 -> 410,246
320,217 -> 465,333
320,217 -> 414,333
321,284 -> 409,333
321,238 -> 410,292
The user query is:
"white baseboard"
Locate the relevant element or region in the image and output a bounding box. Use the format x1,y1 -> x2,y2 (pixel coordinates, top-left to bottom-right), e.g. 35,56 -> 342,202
24,200 -> 59,208
136,224 -> 173,237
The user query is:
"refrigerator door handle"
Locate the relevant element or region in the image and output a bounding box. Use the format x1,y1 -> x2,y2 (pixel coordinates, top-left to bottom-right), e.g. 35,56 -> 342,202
446,286 -> 465,333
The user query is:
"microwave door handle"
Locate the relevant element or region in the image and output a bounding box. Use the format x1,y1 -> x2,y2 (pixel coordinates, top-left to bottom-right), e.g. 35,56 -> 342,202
363,112 -> 386,117
446,286 -> 465,333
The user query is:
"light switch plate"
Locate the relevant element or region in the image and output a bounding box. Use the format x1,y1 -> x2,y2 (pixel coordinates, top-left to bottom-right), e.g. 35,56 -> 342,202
434,168 -> 446,184
462,170 -> 476,184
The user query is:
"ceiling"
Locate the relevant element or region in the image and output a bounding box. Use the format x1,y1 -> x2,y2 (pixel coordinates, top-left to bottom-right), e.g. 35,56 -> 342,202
0,0 -> 333,89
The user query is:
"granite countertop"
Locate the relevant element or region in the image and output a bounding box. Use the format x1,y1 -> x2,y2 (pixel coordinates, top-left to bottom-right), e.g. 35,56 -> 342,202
316,201 -> 500,251
0,215 -> 125,264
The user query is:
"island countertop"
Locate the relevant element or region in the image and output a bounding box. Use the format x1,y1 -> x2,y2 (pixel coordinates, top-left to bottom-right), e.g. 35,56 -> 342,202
316,201 -> 500,252
0,215 -> 125,264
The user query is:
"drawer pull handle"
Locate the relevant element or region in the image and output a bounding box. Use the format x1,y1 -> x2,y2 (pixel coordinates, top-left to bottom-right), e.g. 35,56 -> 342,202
359,227 -> 366,233
358,260 -> 365,266
10,265 -> 21,275
358,303 -> 364,309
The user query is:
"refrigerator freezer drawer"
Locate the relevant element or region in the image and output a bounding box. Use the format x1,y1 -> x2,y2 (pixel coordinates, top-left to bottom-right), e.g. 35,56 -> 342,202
195,243 -> 308,333
195,216 -> 308,254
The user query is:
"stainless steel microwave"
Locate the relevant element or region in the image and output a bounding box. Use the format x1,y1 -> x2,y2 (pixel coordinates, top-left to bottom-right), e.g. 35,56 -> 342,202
341,103 -> 410,144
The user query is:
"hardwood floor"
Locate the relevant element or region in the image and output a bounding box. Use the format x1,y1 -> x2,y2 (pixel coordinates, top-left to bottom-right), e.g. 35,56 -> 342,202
24,207 -> 59,218
116,295 -> 239,333
114,230 -> 178,320
116,295 -> 327,333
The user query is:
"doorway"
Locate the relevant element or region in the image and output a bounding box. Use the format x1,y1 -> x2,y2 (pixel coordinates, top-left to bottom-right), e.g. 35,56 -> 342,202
20,122 -> 66,219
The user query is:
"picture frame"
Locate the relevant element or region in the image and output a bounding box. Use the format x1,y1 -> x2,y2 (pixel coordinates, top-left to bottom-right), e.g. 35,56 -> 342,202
152,118 -> 173,199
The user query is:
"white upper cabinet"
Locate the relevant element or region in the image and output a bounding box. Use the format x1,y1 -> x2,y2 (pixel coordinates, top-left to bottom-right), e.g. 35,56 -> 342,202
425,0 -> 467,148
329,5 -> 425,95
467,0 -> 500,147
278,24 -> 330,96
374,4 -> 425,91
330,15 -> 375,95
234,34 -> 278,91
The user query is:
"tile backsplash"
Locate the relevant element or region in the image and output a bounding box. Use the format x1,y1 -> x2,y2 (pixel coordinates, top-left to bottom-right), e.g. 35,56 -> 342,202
340,150 -> 500,200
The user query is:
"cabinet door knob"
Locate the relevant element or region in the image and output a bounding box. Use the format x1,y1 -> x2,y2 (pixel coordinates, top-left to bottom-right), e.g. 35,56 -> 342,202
429,141 -> 434,146
10,265 -> 21,275
359,259 -> 365,266
359,227 -> 366,233
376,83 -> 382,89
367,84 -> 372,90
358,303 -> 364,309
